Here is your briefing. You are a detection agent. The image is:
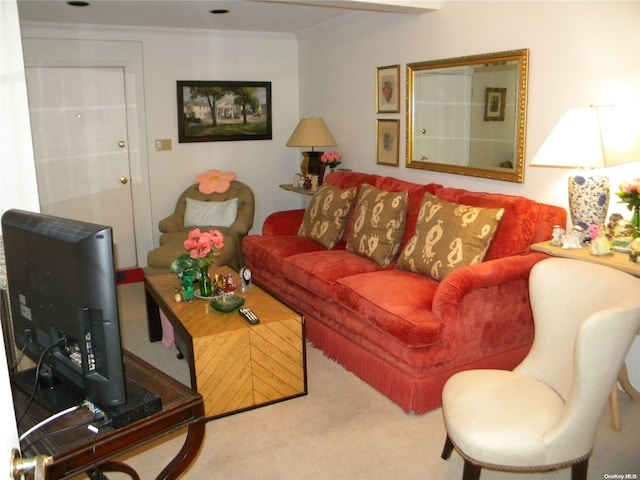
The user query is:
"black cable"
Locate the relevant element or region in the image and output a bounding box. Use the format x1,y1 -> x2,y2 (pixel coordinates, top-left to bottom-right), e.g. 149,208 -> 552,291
88,423 -> 110,480
20,417 -> 105,453
9,336 -> 32,373
16,337 -> 67,426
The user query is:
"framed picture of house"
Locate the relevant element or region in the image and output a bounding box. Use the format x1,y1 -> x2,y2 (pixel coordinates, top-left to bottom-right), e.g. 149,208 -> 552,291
376,119 -> 400,166
484,87 -> 506,121
376,65 -> 400,113
177,80 -> 272,142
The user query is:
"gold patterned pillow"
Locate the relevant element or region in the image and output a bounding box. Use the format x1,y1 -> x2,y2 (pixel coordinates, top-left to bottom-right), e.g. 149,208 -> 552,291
298,184 -> 357,249
397,193 -> 504,280
346,184 -> 408,267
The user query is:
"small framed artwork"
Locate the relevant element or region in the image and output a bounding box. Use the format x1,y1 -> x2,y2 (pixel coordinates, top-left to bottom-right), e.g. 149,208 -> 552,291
376,65 -> 400,113
484,87 -> 506,121
177,80 -> 272,142
376,119 -> 400,166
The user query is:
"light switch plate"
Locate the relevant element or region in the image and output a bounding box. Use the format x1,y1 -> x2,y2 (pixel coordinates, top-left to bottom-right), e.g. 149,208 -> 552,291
155,139 -> 172,151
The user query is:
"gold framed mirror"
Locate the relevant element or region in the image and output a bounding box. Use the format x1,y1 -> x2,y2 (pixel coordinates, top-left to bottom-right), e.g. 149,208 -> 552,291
407,49 -> 529,183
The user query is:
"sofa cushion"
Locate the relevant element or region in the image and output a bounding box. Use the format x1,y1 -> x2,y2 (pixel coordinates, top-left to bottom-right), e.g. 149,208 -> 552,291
184,197 -> 238,228
298,184 -> 357,249
282,250 -> 383,301
437,188 -> 539,260
397,193 -> 504,281
242,235 -> 326,276
347,184 -> 408,267
335,269 -> 443,349
373,177 -> 444,246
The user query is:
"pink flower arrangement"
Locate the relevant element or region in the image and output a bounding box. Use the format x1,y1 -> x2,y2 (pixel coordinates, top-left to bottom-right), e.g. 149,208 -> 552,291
184,228 -> 224,268
321,151 -> 342,169
196,170 -> 236,194
616,179 -> 640,210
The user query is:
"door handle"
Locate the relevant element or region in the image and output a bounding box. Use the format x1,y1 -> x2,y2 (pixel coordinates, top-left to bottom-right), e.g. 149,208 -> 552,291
118,140 -> 126,148
11,448 -> 52,480
120,176 -> 129,184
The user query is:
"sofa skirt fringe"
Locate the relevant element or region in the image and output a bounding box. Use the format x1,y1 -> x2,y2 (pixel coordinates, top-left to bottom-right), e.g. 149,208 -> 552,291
305,318 -> 443,414
305,317 -> 531,414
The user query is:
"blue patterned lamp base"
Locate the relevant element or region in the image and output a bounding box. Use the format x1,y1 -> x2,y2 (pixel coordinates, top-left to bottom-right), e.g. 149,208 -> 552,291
568,174 -> 610,231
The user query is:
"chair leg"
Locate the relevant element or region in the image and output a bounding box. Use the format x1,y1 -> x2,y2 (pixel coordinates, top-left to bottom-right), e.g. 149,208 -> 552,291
441,435 -> 455,460
571,458 -> 589,480
462,460 -> 481,480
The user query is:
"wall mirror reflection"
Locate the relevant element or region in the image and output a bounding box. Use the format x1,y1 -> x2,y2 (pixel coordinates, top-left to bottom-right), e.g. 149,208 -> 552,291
407,49 -> 529,183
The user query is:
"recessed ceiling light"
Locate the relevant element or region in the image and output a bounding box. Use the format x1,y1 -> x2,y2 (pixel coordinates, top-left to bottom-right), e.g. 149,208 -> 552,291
210,9 -> 229,14
67,1 -> 90,6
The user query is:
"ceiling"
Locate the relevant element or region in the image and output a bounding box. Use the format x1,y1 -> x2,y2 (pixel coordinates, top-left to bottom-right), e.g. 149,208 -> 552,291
17,0 -> 437,35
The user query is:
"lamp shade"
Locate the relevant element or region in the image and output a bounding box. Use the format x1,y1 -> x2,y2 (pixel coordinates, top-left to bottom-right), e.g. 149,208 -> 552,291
530,105 -> 640,168
286,118 -> 336,150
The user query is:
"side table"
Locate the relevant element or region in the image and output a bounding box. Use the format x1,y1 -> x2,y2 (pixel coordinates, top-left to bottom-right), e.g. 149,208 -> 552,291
279,183 -> 315,196
15,350 -> 205,480
530,241 -> 640,430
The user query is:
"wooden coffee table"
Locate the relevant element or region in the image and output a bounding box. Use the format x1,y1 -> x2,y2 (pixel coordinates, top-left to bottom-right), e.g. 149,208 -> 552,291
144,266 -> 307,419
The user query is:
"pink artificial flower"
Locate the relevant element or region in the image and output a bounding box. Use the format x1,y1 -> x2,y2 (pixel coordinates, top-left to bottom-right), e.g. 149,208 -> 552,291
183,228 -> 224,267
321,151 -> 342,164
196,170 -> 237,194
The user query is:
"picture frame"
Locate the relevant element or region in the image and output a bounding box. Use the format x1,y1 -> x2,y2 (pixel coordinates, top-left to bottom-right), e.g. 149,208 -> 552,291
376,65 -> 400,113
484,87 -> 506,121
177,80 -> 272,143
376,119 -> 400,167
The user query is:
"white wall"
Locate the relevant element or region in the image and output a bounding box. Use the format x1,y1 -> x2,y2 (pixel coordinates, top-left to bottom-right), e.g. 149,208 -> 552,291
19,23 -> 302,250
297,1 -> 640,217
296,0 -> 640,388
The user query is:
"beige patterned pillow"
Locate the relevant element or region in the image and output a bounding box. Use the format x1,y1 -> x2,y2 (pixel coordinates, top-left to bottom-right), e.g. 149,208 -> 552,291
298,184 -> 357,249
346,184 -> 408,267
397,193 -> 504,280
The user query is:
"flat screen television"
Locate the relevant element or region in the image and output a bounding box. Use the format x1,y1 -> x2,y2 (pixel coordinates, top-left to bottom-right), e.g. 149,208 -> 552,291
2,209 -> 126,412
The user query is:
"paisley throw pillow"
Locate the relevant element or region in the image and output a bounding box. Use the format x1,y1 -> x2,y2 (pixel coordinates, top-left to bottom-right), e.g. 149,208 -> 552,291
346,184 -> 408,267
397,193 -> 504,280
298,184 -> 357,249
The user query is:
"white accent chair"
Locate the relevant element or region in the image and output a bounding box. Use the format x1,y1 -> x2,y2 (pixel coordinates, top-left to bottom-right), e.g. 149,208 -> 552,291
441,258 -> 640,480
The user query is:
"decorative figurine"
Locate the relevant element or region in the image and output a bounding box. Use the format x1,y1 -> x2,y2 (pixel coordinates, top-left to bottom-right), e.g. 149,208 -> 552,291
562,226 -> 585,250
240,267 -> 253,293
629,238 -> 640,263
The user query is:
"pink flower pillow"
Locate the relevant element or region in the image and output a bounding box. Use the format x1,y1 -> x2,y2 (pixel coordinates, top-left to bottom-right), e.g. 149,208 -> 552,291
196,170 -> 236,194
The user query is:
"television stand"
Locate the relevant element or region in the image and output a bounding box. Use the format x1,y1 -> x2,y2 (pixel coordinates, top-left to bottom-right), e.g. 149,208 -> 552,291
13,350 -> 205,480
11,368 -> 86,414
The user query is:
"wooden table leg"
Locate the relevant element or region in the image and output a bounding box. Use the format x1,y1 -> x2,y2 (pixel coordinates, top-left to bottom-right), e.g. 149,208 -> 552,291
155,418 -> 206,480
145,279 -> 163,342
611,385 -> 621,431
618,363 -> 640,401
610,362 -> 640,431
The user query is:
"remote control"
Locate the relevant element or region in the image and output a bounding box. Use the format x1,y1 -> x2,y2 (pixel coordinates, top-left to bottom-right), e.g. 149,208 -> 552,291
239,307 -> 260,325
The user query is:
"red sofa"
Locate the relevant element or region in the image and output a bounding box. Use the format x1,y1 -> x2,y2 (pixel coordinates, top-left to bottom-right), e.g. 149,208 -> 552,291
243,172 -> 566,414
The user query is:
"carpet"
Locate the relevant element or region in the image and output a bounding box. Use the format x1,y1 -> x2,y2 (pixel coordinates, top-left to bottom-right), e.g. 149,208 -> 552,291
116,268 -> 145,285
102,282 -> 640,480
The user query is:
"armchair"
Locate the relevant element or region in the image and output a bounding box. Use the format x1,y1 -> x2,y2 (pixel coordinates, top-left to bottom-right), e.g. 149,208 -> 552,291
147,180 -> 254,272
441,258 -> 640,480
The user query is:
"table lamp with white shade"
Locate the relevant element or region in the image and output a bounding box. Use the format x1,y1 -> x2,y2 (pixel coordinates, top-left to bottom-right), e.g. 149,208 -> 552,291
530,105 -> 640,231
286,118 -> 336,181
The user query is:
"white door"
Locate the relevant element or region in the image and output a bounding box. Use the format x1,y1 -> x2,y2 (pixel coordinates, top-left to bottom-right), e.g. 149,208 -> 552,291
0,321 -> 20,478
25,67 -> 138,269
